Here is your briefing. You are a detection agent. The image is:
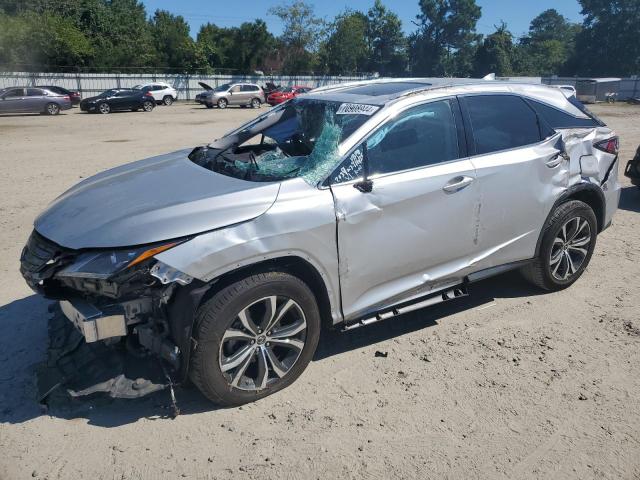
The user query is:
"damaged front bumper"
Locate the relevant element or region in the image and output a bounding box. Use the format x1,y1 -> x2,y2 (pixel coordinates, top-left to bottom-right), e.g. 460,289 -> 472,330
20,230 -> 194,373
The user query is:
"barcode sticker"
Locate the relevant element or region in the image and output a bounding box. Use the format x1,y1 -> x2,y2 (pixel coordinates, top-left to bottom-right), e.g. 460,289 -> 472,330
336,103 -> 379,115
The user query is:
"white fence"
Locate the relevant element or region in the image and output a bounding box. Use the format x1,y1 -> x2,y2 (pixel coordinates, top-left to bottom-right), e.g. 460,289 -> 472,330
0,72 -> 374,99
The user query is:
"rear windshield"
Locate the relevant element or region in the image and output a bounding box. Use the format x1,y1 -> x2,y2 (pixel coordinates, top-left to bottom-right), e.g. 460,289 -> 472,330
190,98 -> 379,184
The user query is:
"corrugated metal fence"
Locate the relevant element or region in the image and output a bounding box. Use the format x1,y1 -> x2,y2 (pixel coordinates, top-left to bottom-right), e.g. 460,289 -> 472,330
0,72 -> 373,100
542,77 -> 640,100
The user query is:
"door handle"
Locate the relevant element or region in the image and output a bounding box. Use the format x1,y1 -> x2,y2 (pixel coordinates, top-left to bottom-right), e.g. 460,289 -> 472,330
443,175 -> 474,193
546,152 -> 568,168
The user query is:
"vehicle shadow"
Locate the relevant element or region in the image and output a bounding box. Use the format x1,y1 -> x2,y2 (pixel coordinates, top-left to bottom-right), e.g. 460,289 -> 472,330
619,185 -> 640,213
0,271 -> 543,428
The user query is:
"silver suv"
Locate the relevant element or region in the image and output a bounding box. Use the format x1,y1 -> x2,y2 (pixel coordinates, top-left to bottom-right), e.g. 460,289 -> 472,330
200,82 -> 265,109
21,80 -> 620,406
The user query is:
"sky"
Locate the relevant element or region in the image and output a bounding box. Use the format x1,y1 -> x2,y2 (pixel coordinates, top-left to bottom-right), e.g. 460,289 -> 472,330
141,0 -> 584,39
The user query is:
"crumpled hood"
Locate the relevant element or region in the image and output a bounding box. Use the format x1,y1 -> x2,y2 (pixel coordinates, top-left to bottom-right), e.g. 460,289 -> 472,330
35,149 -> 280,249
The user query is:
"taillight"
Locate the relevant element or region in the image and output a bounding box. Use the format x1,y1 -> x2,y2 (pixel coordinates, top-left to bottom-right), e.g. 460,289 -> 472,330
145,92 -> 153,97
63,95 -> 70,100
594,137 -> 619,155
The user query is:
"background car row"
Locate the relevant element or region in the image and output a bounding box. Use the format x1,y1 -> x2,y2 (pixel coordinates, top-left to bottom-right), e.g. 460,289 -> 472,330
0,81 -> 311,115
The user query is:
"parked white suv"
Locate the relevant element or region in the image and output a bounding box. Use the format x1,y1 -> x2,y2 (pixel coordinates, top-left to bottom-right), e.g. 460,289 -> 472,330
133,82 -> 178,106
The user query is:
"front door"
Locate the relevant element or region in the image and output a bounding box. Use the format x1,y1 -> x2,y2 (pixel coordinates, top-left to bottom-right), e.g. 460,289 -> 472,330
0,88 -> 26,113
329,98 -> 480,321
459,94 -> 569,270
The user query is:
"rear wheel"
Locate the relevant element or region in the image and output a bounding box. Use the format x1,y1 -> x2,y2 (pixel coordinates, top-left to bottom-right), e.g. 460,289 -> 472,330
190,272 -> 321,406
98,102 -> 110,114
142,100 -> 154,112
251,98 -> 261,109
217,98 -> 228,109
45,103 -> 60,115
522,200 -> 597,291
162,95 -> 174,106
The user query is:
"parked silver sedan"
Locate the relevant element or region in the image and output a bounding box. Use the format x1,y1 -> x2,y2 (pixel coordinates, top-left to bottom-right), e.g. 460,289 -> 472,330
0,87 -> 72,115
20,79 -> 620,406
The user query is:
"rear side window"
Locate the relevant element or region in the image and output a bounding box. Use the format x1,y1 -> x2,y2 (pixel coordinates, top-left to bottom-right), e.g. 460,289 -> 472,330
27,88 -> 44,96
529,100 -> 601,129
463,95 -> 541,155
568,96 -> 605,126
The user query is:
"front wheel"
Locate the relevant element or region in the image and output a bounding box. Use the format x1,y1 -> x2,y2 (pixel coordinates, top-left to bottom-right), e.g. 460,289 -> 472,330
217,98 -> 228,109
190,272 -> 321,406
98,102 -> 110,114
522,200 -> 597,291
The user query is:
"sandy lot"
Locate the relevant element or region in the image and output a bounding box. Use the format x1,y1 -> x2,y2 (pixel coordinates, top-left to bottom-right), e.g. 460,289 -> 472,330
0,102 -> 639,480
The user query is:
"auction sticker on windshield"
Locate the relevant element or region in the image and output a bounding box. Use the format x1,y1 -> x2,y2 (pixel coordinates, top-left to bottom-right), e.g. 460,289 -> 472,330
336,103 -> 379,115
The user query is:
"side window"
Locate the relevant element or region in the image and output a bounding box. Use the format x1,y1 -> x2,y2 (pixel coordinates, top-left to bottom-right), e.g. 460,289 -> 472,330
463,95 -> 541,155
528,99 -> 600,129
231,85 -> 242,93
4,88 -> 23,98
329,99 -> 461,184
368,99 -> 460,175
241,85 -> 251,92
27,88 -> 44,96
154,85 -> 164,91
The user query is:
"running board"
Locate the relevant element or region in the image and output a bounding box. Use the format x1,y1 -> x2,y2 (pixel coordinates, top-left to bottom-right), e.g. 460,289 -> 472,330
342,286 -> 468,332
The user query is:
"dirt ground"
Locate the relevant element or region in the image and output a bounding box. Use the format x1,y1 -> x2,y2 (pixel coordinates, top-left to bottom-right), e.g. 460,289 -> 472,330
0,102 -> 639,480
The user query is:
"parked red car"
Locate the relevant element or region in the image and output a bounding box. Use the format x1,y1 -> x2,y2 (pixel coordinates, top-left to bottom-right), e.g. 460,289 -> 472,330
266,85 -> 312,105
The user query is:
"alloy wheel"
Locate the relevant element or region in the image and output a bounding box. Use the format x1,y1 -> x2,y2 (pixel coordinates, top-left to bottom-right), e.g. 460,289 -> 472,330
251,98 -> 261,109
218,99 -> 227,109
549,216 -> 592,281
46,103 -> 59,115
98,103 -> 110,114
143,101 -> 154,112
218,296 -> 307,391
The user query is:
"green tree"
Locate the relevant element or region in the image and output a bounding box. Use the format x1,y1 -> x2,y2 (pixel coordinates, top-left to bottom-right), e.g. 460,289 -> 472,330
570,0 -> 640,76
474,22 -> 516,76
268,0 -> 324,74
518,9 -> 580,75
366,0 -> 407,76
409,0 -> 482,76
150,10 -> 205,73
318,10 -> 369,75
0,11 -> 93,70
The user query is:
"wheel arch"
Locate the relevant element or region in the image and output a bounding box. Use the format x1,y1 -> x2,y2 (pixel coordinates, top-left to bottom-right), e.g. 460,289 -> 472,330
534,183 -> 605,257
167,255 -> 335,381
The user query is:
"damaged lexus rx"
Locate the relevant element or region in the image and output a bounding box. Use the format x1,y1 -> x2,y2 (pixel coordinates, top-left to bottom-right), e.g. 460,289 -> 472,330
21,79 -> 621,406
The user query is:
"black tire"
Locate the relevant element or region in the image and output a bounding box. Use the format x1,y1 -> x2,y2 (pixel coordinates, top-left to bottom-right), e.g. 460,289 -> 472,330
45,102 -> 60,115
98,102 -> 110,114
522,200 -> 597,291
162,95 -> 174,106
142,100 -> 154,112
217,98 -> 228,109
131,107 -> 139,112
190,272 -> 321,406
251,98 -> 261,109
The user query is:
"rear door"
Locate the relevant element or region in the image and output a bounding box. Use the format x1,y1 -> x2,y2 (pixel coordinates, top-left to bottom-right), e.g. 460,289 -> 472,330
459,94 -> 568,270
112,90 -> 134,110
26,88 -> 47,112
329,98 -> 480,320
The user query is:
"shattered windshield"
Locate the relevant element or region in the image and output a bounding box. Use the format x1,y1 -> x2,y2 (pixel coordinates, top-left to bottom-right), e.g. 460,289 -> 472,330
189,98 -> 379,184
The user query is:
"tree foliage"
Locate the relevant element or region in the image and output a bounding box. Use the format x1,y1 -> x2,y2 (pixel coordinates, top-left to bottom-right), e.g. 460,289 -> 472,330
409,0 -> 482,76
0,0 -> 637,77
